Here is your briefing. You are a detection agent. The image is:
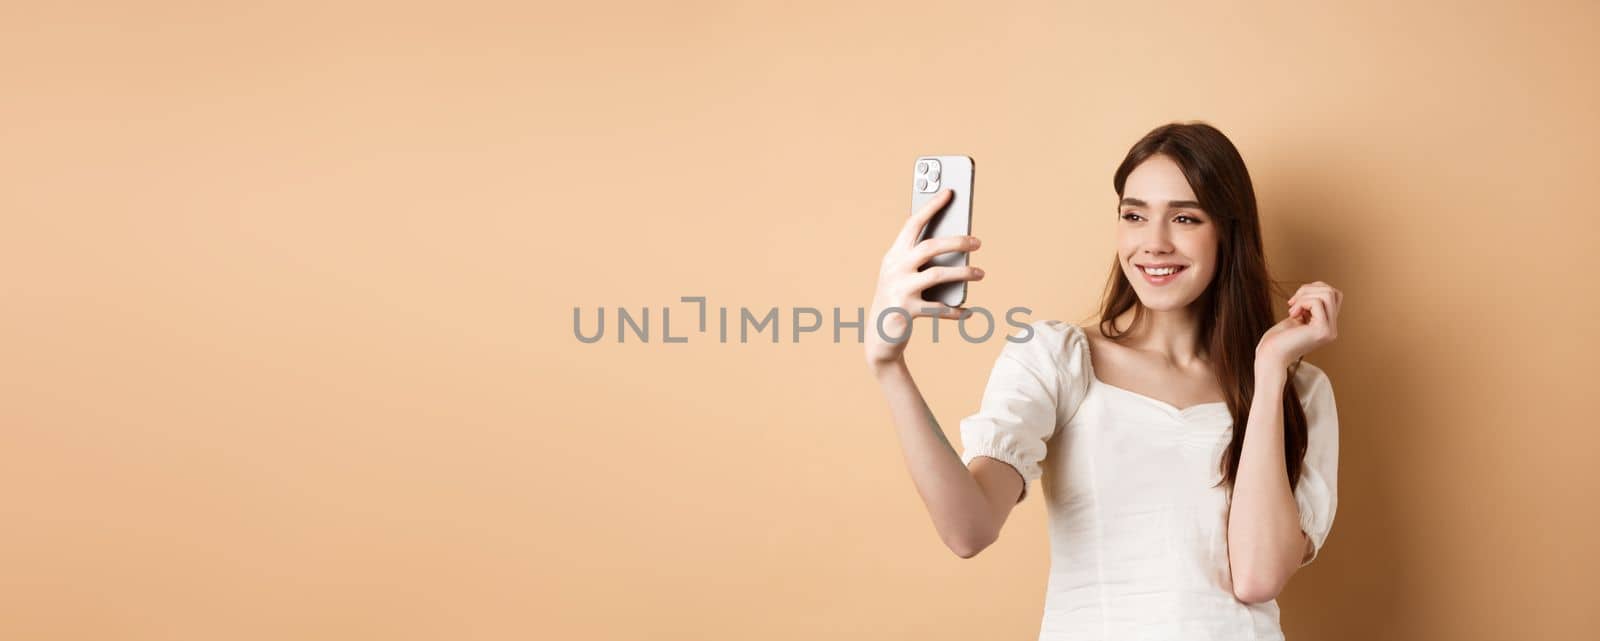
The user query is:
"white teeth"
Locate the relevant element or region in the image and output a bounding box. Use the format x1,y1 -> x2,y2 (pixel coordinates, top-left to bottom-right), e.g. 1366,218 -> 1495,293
1142,265 -> 1182,276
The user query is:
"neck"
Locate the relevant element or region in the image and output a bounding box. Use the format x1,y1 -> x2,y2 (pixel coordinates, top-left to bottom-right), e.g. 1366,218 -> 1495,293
1112,304 -> 1206,367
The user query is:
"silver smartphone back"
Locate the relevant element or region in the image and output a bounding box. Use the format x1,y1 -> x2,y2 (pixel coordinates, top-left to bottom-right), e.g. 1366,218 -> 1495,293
911,155 -> 974,307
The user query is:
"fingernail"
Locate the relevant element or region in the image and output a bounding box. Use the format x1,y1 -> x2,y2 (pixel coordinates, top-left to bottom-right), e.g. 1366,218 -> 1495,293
973,268 -> 985,276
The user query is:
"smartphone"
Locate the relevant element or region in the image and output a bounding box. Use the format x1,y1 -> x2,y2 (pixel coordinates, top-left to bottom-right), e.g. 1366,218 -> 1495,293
910,155 -> 975,307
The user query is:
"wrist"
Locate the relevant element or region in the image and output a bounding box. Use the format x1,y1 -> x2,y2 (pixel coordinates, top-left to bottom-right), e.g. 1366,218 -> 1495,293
1254,353 -> 1295,379
868,354 -> 908,380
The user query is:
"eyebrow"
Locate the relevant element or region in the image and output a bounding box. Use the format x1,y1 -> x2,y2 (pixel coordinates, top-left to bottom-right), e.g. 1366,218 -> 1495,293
1120,197 -> 1204,211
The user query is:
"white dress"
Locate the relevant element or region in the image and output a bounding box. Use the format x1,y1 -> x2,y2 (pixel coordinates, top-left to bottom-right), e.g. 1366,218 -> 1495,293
959,319 -> 1339,641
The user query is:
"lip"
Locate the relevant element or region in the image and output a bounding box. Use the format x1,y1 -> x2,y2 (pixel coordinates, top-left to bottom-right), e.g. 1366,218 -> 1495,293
1135,263 -> 1187,286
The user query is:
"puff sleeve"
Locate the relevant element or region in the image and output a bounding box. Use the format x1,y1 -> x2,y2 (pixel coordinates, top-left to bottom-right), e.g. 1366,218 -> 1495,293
958,320 -> 1091,504
1291,361 -> 1340,567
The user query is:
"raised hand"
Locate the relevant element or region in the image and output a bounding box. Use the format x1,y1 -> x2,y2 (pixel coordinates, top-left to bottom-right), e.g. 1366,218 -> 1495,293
1257,281 -> 1342,371
865,188 -> 985,368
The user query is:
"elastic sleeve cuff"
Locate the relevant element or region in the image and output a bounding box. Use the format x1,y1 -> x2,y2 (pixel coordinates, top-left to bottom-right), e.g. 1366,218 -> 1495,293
961,447 -> 1034,504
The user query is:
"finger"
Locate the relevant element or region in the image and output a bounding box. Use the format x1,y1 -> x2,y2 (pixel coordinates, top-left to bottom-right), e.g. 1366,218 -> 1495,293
1302,290 -> 1339,320
1291,292 -> 1328,323
902,234 -> 980,271
1289,282 -> 1325,302
1288,284 -> 1335,310
896,188 -> 955,247
1289,301 -> 1311,323
1291,292 -> 1320,321
1307,296 -> 1332,332
909,265 -> 985,292
1310,292 -> 1339,333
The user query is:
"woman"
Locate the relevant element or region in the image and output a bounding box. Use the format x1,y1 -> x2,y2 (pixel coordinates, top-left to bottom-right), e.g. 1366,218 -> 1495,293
865,122 -> 1341,639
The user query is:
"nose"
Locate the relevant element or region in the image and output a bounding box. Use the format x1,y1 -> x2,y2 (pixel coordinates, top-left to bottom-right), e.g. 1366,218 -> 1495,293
1140,224 -> 1176,256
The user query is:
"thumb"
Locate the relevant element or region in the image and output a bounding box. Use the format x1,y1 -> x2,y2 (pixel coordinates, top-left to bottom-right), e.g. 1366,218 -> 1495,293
1288,301 -> 1312,324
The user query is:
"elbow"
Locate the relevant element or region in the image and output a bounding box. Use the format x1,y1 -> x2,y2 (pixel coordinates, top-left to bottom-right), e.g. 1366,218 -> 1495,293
945,529 -> 996,559
948,540 -> 986,559
1231,574 -> 1283,605
1233,586 -> 1275,605
1229,531 -> 1305,603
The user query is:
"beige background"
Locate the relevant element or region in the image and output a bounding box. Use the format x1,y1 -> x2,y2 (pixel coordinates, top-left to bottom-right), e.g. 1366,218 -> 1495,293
3,1 -> 1597,639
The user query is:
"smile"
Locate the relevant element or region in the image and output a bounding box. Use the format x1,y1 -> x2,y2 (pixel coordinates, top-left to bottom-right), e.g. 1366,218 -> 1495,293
1137,264 -> 1187,285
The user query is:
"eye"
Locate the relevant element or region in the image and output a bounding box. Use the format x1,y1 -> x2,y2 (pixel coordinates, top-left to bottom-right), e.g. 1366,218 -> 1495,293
1120,212 -> 1143,222
1175,214 -> 1202,224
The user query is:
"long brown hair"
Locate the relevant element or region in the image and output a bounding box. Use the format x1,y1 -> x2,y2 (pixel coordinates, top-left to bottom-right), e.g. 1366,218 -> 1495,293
1093,121 -> 1307,493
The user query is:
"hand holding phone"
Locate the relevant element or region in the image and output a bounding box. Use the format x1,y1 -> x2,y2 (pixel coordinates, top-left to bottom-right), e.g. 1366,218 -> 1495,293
864,156 -> 983,367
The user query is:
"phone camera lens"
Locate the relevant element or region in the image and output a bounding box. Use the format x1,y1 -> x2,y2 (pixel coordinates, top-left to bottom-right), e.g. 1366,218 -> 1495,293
915,177 -> 929,191
916,161 -> 930,175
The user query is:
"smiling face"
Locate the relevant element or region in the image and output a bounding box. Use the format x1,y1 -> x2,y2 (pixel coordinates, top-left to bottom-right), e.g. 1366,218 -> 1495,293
1116,154 -> 1220,311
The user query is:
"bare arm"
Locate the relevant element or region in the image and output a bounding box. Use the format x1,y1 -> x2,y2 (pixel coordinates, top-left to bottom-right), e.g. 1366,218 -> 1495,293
864,188 -> 1009,558
1230,281 -> 1343,602
872,358 -> 1022,558
1225,363 -> 1311,603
